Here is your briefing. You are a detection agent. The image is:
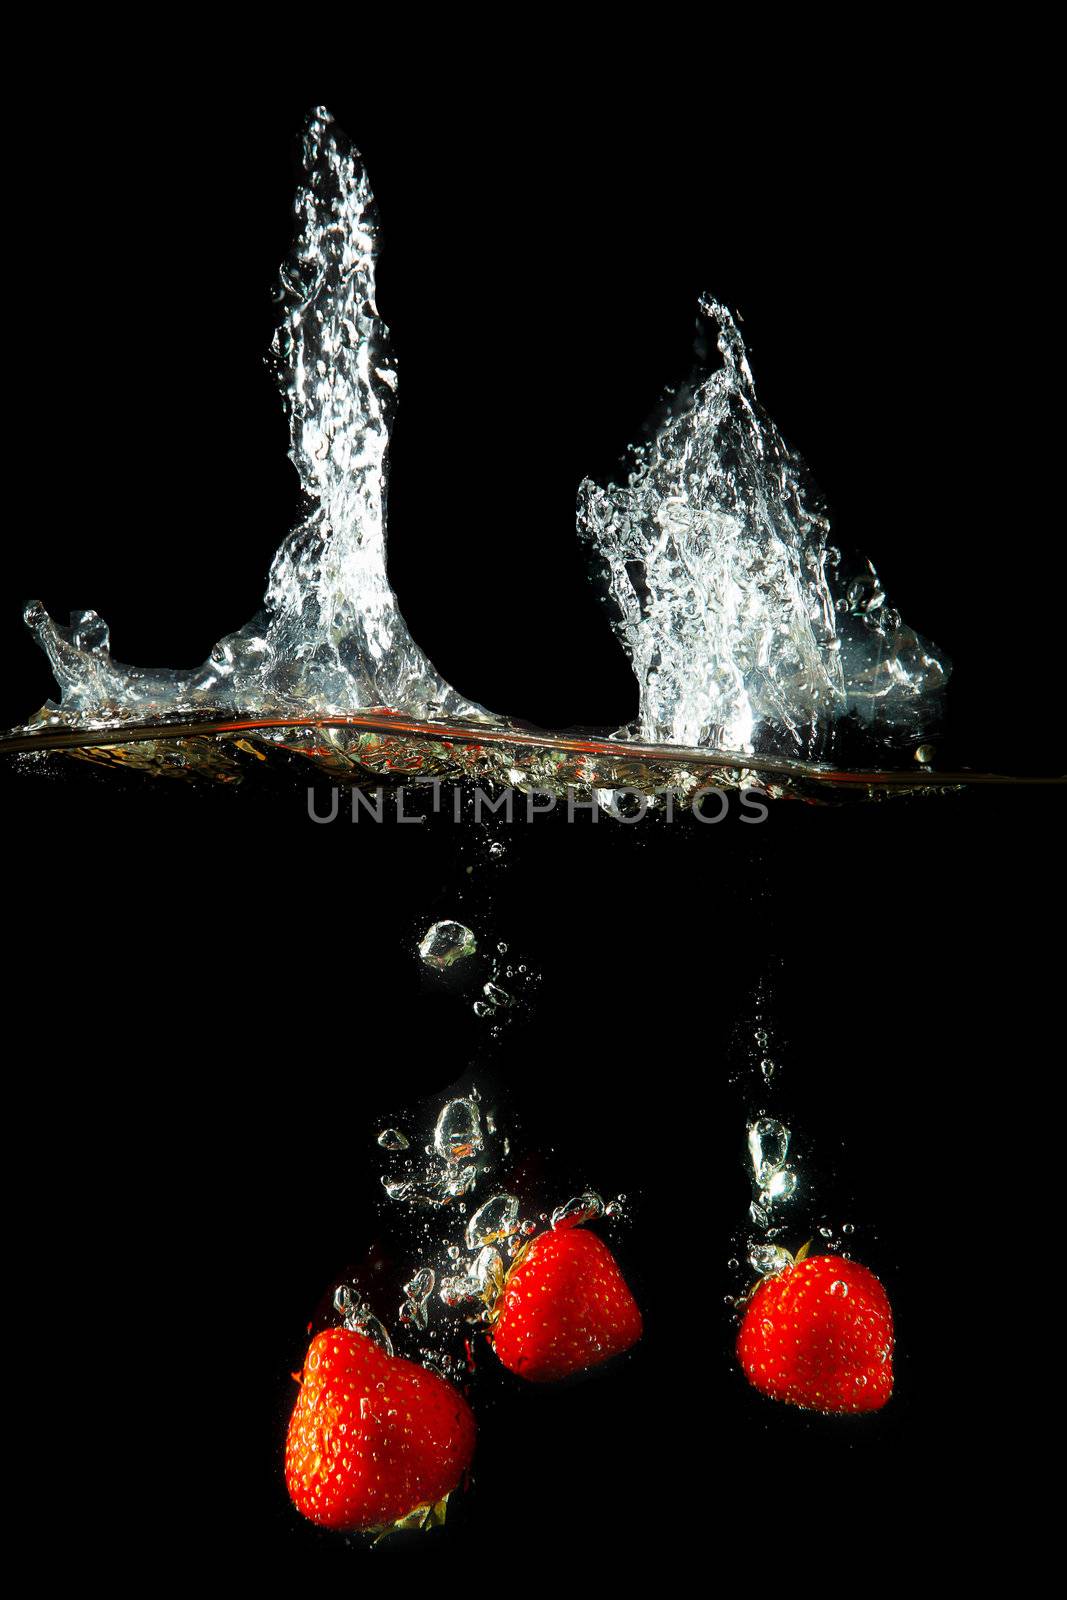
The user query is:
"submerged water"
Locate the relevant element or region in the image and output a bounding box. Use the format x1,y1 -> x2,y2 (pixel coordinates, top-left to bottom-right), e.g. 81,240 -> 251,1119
17,106 -> 945,769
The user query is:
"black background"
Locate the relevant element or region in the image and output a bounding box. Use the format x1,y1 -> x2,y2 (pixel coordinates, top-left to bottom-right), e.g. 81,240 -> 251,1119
1,43 -> 1060,1577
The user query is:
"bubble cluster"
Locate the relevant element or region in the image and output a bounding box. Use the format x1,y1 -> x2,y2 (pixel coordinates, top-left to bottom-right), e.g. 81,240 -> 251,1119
747,1116 -> 797,1226
726,991 -> 876,1320
344,1088 -> 633,1374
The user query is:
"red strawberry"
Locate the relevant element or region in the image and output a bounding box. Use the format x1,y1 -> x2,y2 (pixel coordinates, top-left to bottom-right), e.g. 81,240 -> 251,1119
491,1227 -> 642,1382
285,1327 -> 476,1532
736,1252 -> 893,1414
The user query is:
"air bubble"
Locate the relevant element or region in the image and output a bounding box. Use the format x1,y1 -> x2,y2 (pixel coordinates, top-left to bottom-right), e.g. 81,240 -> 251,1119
466,1193 -> 519,1249
419,921 -> 477,971
748,1118 -> 790,1185
400,1268 -> 436,1330
551,1192 -> 604,1230
434,1098 -> 483,1163
377,1128 -> 409,1151
749,1244 -> 793,1277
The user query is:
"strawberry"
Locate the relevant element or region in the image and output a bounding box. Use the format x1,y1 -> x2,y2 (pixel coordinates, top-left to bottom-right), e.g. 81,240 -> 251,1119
491,1227 -> 642,1382
736,1252 -> 893,1414
285,1327 -> 476,1532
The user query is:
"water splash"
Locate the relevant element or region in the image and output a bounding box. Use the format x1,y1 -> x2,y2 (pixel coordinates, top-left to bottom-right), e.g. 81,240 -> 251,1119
18,110 -> 946,768
578,296 -> 947,757
22,108 -> 487,732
